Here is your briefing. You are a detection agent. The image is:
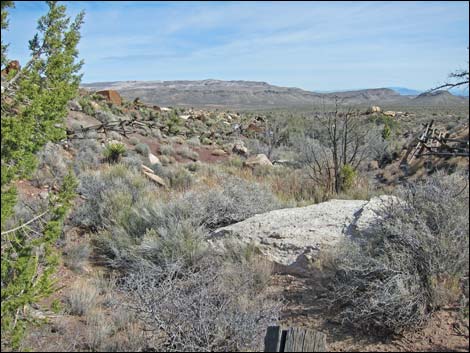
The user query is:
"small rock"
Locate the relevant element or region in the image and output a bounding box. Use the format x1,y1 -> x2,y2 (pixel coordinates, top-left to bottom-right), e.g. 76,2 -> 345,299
211,149 -> 227,156
143,171 -> 167,187
148,152 -> 161,165
232,141 -> 249,156
68,99 -> 82,111
244,154 -> 272,168
368,160 -> 380,170
141,164 -> 154,173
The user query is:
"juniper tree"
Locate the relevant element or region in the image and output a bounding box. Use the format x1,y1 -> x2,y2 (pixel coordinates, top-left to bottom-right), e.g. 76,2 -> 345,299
1,1 -> 84,347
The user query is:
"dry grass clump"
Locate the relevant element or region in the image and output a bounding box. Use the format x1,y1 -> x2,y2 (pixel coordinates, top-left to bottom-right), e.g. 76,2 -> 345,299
66,279 -> 99,316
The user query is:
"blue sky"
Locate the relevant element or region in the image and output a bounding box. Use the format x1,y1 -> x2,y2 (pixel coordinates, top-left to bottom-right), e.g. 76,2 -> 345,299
3,1 -> 469,91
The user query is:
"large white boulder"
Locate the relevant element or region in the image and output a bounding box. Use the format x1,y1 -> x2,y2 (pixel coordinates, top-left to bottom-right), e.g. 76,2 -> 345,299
208,196 -> 398,271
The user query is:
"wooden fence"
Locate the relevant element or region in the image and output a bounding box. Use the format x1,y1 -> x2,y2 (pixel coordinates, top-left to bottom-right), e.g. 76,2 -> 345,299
264,326 -> 327,352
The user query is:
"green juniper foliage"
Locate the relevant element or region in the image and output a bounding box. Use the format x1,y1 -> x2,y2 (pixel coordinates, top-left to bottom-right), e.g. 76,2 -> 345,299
1,1 -> 84,347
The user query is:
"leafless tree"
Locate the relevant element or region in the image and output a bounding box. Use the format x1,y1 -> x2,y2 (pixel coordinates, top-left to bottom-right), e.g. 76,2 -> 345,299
299,99 -> 369,194
430,50 -> 469,92
263,114 -> 290,159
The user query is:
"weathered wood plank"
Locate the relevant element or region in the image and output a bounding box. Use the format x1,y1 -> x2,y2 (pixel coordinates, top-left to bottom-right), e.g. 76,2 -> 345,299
264,326 -> 282,352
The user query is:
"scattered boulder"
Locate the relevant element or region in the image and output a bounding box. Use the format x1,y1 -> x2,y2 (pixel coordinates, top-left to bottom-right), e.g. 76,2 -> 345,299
232,141 -> 249,156
152,105 -> 162,112
143,171 -> 167,187
148,152 -> 161,165
367,105 -> 381,114
211,149 -> 227,156
245,122 -> 264,134
141,164 -> 154,174
383,111 -> 396,117
96,90 -> 122,106
244,154 -> 272,168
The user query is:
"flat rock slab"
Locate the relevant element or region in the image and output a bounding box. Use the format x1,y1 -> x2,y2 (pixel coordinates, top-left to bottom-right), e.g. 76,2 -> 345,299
209,198 -> 368,266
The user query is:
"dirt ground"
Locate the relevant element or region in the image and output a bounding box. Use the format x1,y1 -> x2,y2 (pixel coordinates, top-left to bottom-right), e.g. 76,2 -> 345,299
271,271 -> 469,352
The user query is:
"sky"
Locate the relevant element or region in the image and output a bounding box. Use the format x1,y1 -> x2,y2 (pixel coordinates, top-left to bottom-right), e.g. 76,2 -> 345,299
3,1 -> 469,92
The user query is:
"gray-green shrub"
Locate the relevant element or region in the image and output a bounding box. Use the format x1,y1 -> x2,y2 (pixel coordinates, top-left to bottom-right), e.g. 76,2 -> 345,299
135,143 -> 150,156
328,172 -> 469,335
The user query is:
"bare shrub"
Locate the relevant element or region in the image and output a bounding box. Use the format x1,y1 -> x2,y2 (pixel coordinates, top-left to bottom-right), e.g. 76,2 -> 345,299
66,280 -> 99,316
328,172 -> 469,335
119,258 -> 281,352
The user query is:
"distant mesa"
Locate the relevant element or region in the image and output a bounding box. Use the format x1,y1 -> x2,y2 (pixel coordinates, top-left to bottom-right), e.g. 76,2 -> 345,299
81,80 -> 469,109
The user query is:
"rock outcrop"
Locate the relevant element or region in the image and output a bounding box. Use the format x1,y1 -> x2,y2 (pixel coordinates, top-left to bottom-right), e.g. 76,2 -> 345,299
96,90 -> 122,106
209,196 -> 396,271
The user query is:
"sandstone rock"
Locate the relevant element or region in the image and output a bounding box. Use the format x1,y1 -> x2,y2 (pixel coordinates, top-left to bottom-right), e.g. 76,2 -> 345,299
96,90 -> 122,105
148,152 -> 161,165
244,154 -> 272,168
352,195 -> 403,237
209,196 -> 398,271
141,164 -> 154,174
367,105 -> 381,113
383,111 -> 396,117
143,171 -> 167,187
209,199 -> 368,267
